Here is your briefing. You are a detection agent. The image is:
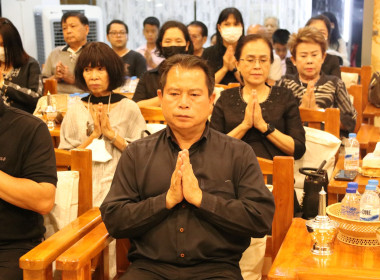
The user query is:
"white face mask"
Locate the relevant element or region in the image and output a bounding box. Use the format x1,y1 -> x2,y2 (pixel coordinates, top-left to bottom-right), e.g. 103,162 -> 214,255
220,26 -> 243,44
0,47 -> 5,62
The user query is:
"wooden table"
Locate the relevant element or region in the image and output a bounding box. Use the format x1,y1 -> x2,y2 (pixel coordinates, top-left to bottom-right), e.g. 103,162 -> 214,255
327,155 -> 379,204
268,218 -> 380,280
363,103 -> 380,126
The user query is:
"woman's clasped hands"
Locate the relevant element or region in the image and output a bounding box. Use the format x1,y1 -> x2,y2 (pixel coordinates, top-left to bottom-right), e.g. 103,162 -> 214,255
89,103 -> 116,141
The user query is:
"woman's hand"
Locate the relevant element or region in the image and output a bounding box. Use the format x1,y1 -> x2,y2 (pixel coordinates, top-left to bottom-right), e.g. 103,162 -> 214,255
251,93 -> 267,132
89,103 -> 102,139
242,91 -> 255,129
300,81 -> 319,110
99,104 -> 115,140
222,45 -> 237,71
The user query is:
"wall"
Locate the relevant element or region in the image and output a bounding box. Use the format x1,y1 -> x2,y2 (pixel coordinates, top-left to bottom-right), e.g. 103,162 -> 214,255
372,0 -> 380,72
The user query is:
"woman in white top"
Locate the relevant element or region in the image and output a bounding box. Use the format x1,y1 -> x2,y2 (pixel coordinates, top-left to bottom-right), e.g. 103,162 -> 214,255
59,42 -> 146,206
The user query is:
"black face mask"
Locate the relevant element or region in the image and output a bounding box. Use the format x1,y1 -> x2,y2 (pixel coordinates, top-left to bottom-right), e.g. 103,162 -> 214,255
161,46 -> 187,59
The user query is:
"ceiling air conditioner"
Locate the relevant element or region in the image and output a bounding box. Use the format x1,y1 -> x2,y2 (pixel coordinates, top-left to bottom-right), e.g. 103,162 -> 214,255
34,5 -> 104,65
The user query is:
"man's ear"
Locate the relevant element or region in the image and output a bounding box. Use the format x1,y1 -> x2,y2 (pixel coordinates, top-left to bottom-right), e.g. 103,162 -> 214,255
202,36 -> 207,46
209,92 -> 216,115
157,89 -> 163,102
85,25 -> 90,36
185,41 -> 190,52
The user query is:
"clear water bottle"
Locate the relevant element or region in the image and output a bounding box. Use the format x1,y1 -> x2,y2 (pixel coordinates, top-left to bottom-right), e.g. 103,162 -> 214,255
359,184 -> 380,221
344,133 -> 360,177
368,179 -> 379,198
341,186 -> 360,220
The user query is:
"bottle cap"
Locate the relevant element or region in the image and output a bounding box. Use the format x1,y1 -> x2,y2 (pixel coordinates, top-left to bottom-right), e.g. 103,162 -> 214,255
368,179 -> 379,186
348,133 -> 356,138
347,182 -> 358,189
346,187 -> 356,193
365,184 -> 376,191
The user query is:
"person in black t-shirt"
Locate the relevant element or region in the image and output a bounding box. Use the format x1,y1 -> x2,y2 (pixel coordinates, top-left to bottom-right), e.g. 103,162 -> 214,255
0,98 -> 57,280
106,20 -> 147,78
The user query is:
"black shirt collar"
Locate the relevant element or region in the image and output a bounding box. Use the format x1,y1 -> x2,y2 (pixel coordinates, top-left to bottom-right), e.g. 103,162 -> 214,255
165,121 -> 210,150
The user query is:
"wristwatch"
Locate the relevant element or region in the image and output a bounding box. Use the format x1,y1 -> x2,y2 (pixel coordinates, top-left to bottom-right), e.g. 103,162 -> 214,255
263,123 -> 275,136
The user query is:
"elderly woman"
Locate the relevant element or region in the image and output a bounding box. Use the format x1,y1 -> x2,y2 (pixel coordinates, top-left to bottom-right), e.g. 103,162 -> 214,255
0,17 -> 42,113
211,34 -> 305,280
211,34 -> 306,160
59,42 -> 146,206
277,26 -> 356,134
286,15 -> 341,78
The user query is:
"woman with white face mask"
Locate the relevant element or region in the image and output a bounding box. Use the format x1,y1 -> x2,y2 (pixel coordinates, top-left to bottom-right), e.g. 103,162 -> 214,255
0,18 -> 42,113
202,7 -> 244,85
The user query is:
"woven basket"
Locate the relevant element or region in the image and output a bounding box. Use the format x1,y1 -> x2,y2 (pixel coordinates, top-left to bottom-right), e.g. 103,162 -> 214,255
326,203 -> 380,246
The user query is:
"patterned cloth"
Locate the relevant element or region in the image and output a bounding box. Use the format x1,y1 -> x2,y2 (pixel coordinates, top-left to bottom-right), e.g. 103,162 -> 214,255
276,73 -> 357,133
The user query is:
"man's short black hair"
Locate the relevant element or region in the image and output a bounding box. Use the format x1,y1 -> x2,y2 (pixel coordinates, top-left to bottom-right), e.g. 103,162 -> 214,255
107,19 -> 128,34
143,17 -> 160,28
272,29 -> 290,45
187,21 -> 208,37
61,11 -> 89,26
159,54 -> 215,97
75,42 -> 126,92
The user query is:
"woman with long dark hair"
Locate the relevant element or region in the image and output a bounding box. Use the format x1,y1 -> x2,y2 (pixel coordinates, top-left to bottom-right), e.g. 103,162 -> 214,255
322,11 -> 349,66
0,18 -> 42,113
202,7 -> 244,85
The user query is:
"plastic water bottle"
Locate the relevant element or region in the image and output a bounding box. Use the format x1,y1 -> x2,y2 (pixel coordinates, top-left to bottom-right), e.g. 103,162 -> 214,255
368,179 -> 379,198
344,133 -> 360,177
359,184 -> 380,221
341,185 -> 360,220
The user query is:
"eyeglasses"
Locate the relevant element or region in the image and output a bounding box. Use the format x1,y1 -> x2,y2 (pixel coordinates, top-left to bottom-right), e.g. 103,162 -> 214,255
239,57 -> 270,66
109,31 -> 127,36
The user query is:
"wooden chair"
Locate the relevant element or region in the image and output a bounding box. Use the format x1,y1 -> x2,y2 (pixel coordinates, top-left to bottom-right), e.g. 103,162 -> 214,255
340,65 -> 372,112
347,84 -> 363,133
54,156 -> 294,279
19,149 -> 94,280
299,107 -> 340,138
139,106 -> 166,124
258,156 -> 294,261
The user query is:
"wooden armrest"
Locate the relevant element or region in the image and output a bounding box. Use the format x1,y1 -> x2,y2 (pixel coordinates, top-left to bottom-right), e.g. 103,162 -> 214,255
20,208 -> 102,280
56,222 -> 112,272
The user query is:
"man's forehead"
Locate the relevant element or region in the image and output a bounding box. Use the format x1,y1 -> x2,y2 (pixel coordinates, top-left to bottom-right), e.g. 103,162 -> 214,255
165,65 -> 207,87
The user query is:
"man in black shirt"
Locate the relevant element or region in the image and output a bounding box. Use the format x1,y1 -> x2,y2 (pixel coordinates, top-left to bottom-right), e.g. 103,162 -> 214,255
100,54 -> 275,280
0,98 -> 57,280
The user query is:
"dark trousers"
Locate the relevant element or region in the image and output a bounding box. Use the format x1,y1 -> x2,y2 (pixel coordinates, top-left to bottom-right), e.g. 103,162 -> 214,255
0,239 -> 41,280
120,259 -> 243,280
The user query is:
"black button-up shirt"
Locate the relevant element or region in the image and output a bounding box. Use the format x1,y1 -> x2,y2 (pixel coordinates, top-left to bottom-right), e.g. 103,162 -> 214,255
100,123 -> 275,268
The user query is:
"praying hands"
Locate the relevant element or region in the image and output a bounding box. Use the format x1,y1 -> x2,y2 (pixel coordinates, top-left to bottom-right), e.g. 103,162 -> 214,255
166,149 -> 203,209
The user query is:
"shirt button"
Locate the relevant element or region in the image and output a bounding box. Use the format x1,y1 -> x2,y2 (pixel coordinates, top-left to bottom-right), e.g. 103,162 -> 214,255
180,253 -> 185,258
179,227 -> 184,233
182,203 -> 186,208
